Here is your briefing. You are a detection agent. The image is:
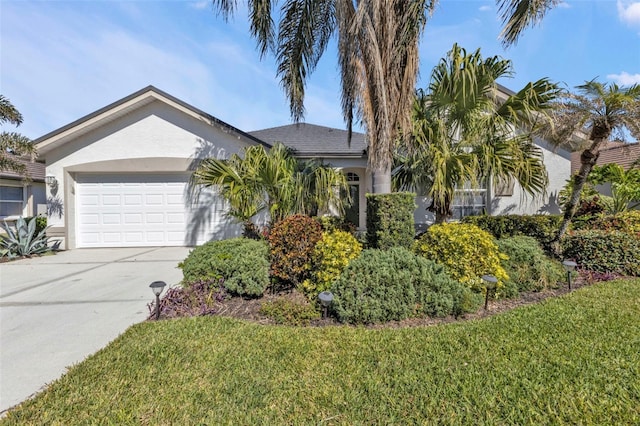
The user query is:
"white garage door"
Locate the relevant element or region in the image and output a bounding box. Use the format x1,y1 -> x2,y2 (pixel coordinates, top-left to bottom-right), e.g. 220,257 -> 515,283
76,173 -> 216,248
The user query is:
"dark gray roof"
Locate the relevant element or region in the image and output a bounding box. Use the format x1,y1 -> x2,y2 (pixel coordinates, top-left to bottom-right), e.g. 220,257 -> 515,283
249,123 -> 367,157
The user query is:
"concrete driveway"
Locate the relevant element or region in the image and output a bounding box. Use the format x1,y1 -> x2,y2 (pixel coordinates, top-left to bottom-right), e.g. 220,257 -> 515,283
0,246 -> 191,413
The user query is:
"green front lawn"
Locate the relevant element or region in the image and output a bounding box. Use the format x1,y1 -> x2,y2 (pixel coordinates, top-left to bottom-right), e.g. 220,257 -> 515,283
4,279 -> 640,425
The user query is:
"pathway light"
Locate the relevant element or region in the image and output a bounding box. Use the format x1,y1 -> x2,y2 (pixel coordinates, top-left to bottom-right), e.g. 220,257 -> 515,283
149,281 -> 167,320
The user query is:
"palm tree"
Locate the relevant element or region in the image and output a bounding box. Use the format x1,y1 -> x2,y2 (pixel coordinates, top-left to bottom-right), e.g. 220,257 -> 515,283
548,81 -> 640,241
207,0 -> 569,193
1,95 -> 36,176
194,143 -> 350,230
211,0 -> 434,193
393,44 -> 558,223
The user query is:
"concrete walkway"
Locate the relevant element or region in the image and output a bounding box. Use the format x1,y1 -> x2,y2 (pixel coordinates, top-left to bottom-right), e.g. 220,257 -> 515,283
0,247 -> 191,413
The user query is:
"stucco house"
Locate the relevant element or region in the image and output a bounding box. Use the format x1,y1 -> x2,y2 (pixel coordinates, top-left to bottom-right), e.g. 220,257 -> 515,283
35,86 -> 573,249
0,156 -> 47,221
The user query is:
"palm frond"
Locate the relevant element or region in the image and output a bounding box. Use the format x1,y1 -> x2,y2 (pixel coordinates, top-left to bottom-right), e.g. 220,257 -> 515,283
497,0 -> 559,47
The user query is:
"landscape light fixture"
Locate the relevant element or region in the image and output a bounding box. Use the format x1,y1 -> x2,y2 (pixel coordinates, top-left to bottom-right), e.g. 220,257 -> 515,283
562,260 -> 577,290
481,274 -> 498,310
149,281 -> 167,320
318,291 -> 334,319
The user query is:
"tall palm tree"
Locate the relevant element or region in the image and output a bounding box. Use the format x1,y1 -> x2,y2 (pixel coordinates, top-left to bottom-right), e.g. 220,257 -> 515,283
208,0 -> 566,193
394,44 -> 558,223
211,0 -> 434,193
194,143 -> 350,230
548,81 -> 640,242
1,95 -> 36,176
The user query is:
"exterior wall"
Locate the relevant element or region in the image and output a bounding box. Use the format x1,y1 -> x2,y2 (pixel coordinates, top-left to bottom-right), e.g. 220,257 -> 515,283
413,138 -> 572,229
43,100 -> 257,249
491,139 -> 571,216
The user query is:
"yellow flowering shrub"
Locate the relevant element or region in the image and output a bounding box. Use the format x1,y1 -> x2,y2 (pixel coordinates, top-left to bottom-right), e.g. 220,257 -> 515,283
301,230 -> 362,299
413,223 -> 509,291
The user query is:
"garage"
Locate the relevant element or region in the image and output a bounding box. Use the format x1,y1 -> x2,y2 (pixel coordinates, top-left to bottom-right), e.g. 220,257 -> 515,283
76,173 -> 192,248
34,86 -> 268,249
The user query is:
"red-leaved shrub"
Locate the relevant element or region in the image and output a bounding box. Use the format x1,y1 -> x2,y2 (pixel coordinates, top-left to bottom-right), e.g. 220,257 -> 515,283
268,214 -> 323,289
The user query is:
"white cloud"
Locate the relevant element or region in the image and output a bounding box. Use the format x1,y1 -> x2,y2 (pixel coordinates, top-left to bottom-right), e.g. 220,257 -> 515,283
479,5 -> 491,12
618,1 -> 640,26
607,71 -> 640,85
557,2 -> 571,9
190,1 -> 210,10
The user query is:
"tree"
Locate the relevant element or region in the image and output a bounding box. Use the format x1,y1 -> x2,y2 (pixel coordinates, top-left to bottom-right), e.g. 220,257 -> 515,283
1,95 -> 36,177
547,81 -> 640,242
207,0 -> 560,194
210,0 -> 434,193
393,44 -> 558,223
193,143 -> 350,231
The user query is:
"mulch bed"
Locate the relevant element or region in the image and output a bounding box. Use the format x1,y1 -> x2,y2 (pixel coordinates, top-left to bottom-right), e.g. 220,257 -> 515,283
202,275 -> 603,328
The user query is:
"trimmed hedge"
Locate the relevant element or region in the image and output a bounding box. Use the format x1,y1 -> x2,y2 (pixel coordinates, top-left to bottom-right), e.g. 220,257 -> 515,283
179,238 -> 270,297
462,214 -> 562,252
562,230 -> 640,276
571,211 -> 640,235
366,192 -> 416,249
331,247 -> 479,324
268,214 -> 323,288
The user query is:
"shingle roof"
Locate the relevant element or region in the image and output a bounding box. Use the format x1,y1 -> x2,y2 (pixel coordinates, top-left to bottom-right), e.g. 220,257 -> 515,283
249,123 -> 367,157
571,142 -> 640,174
0,156 -> 45,182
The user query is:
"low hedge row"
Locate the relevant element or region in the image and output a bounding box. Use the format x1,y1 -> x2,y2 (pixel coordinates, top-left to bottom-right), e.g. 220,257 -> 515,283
562,230 -> 640,276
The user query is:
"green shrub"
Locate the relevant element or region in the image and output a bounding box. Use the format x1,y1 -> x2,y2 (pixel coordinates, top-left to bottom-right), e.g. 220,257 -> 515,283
268,214 -> 323,288
179,238 -> 269,297
24,215 -> 48,236
331,247 -> 479,324
462,214 -> 561,252
571,211 -> 640,236
300,230 -> 362,298
315,215 -> 356,234
497,236 -> 565,293
413,223 -> 509,294
562,230 -> 640,276
259,298 -> 320,326
366,192 -> 416,250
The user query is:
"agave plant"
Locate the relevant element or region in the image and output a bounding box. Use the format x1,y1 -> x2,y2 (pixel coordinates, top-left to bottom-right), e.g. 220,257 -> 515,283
0,216 -> 55,259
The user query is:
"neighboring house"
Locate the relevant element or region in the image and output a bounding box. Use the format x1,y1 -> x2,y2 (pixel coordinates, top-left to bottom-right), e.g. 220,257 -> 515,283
35,86 -> 573,249
570,141 -> 640,202
571,141 -> 640,173
0,156 -> 47,221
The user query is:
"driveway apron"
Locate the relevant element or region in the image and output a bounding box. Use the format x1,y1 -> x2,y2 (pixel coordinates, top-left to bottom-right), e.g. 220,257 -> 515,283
0,247 -> 190,413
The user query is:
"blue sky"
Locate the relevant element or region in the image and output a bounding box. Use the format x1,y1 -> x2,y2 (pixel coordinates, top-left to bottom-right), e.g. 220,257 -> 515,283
2,0 -> 639,140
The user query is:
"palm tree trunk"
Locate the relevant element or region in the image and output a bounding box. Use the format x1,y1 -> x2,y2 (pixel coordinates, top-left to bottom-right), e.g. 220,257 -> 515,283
372,165 -> 391,194
553,135 -> 608,250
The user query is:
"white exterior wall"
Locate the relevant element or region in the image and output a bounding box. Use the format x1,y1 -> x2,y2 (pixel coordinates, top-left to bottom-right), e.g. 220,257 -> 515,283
43,100 -> 258,248
490,139 -> 571,216
413,138 -> 572,228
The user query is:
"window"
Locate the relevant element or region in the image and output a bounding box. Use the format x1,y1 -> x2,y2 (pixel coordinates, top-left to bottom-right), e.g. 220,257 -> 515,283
0,185 -> 25,218
452,181 -> 486,219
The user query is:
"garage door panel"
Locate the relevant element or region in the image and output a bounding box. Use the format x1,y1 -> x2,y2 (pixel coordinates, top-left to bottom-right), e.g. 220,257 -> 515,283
76,173 -> 241,248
